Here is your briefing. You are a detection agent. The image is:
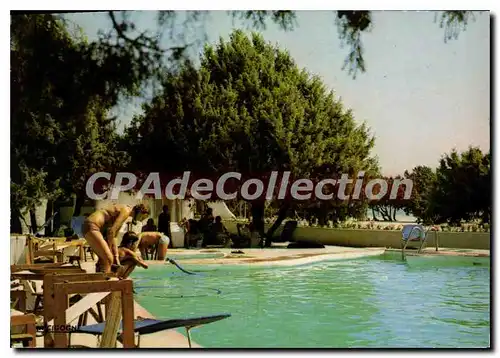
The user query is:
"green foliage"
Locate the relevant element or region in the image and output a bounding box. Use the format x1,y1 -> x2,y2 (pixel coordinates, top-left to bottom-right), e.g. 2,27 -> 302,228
230,11 -> 297,31
125,30 -> 378,243
369,175 -> 410,221
432,147 -> 490,224
437,11 -> 478,42
335,11 -> 372,78
403,166 -> 438,223
402,147 -> 490,225
11,14 -> 131,226
127,30 -> 377,177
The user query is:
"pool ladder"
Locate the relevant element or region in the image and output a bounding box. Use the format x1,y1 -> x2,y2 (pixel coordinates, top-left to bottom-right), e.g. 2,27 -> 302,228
401,225 -> 432,260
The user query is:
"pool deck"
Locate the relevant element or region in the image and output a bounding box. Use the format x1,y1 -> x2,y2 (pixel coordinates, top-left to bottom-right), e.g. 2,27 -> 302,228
154,245 -> 387,267
385,247 -> 490,258
153,244 -> 489,267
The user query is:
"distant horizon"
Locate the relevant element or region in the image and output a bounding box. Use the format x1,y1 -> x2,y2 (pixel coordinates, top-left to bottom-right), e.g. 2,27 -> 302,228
64,11 -> 490,176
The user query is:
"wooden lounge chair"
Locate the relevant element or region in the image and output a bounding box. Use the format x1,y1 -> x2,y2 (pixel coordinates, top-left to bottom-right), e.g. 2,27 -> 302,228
45,277 -> 135,348
11,311 -> 36,348
11,286 -> 27,312
24,234 -> 86,265
11,264 -> 84,316
69,314 -> 231,348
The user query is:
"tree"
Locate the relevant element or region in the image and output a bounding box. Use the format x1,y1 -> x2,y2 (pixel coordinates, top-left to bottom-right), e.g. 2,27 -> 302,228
10,14 -> 132,232
124,30 -> 378,245
294,160 -> 380,226
400,148 -> 490,225
403,166 -> 437,223
368,176 -> 410,222
431,147 -> 490,225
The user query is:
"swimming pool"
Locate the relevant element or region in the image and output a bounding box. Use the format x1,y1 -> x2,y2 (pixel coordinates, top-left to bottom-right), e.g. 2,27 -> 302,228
131,254 -> 490,348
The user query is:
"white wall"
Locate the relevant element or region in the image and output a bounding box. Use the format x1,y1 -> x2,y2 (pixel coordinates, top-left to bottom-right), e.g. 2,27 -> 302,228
11,235 -> 27,265
16,199 -> 48,234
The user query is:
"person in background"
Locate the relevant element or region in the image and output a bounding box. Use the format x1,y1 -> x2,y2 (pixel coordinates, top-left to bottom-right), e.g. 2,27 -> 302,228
158,205 -> 172,248
184,218 -> 203,248
142,218 -> 157,232
179,218 -> 190,248
198,208 -> 215,246
212,216 -> 232,247
137,231 -> 170,260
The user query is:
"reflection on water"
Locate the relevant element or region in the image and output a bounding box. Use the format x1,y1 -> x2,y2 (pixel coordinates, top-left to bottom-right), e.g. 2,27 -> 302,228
132,256 -> 490,348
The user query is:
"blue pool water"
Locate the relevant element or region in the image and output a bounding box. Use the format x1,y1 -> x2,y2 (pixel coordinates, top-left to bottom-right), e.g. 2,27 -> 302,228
131,254 -> 490,348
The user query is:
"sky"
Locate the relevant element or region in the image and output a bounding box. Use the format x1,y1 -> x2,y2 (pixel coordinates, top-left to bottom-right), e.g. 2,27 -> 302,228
64,11 -> 490,176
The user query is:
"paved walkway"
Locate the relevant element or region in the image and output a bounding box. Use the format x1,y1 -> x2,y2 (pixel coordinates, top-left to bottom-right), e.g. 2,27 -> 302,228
385,247 -> 490,257
151,245 -> 386,267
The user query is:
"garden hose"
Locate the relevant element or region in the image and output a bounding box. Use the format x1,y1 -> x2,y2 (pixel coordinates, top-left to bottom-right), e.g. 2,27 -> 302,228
166,257 -> 197,275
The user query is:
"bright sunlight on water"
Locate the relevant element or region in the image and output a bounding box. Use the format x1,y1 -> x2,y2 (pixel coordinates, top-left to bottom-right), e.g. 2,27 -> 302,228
131,254 -> 490,348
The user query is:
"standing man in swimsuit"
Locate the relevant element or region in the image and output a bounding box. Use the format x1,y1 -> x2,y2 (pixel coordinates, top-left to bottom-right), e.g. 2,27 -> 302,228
82,203 -> 150,274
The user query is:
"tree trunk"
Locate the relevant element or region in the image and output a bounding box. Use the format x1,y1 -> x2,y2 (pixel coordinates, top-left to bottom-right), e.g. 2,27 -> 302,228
317,207 -> 327,227
74,192 -> 86,217
53,200 -> 62,233
11,210 -> 22,234
307,211 -> 314,226
44,199 -> 53,236
29,208 -> 37,234
482,210 -> 490,224
264,203 -> 290,247
251,202 -> 266,247
378,206 -> 391,221
371,207 -> 379,221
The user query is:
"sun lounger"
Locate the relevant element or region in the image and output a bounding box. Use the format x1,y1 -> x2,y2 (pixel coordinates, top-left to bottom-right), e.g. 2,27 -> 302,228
46,278 -> 135,348
69,314 -> 231,348
11,267 -> 85,281
11,310 -> 36,348
10,265 -> 87,318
